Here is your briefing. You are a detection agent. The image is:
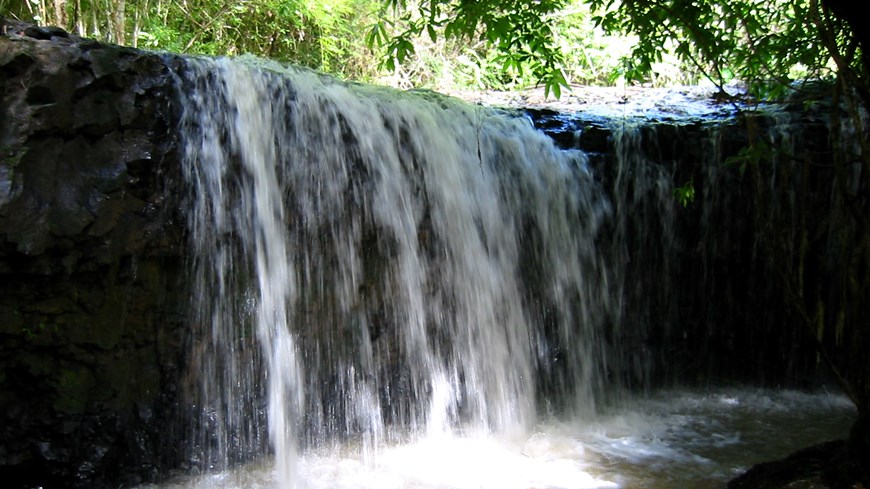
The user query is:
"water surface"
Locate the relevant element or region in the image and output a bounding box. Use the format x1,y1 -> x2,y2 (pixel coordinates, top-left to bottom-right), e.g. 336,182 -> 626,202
148,388 -> 854,489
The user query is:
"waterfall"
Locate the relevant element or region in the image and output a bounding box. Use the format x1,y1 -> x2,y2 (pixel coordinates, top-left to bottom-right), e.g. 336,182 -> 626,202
175,56 -> 616,484
604,123 -> 678,388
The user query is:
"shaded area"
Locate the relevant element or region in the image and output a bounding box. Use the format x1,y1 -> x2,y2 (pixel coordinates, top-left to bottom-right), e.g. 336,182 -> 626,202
0,20 -> 189,488
728,440 -> 870,489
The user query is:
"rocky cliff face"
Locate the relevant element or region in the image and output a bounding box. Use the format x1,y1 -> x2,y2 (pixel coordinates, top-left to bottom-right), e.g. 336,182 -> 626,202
0,21 -> 188,488
530,107 -> 822,385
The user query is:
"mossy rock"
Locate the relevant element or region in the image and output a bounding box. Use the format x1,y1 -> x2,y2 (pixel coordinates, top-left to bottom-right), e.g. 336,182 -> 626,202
53,366 -> 96,416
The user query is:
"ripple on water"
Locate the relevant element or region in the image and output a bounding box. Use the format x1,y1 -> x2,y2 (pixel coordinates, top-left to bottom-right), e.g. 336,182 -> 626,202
141,388 -> 854,489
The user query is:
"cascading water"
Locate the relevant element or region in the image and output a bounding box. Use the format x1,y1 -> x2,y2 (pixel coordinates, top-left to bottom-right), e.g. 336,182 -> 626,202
174,55 -> 617,486
159,56 -> 857,489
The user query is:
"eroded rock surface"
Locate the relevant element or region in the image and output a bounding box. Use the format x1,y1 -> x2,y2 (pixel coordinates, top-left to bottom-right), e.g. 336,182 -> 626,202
1,20 -> 188,488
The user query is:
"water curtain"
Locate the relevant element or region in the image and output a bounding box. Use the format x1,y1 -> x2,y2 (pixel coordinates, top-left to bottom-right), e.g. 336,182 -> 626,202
176,57 -> 616,484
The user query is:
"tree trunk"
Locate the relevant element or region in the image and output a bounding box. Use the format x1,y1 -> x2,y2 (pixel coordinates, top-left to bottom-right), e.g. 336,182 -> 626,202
52,0 -> 66,27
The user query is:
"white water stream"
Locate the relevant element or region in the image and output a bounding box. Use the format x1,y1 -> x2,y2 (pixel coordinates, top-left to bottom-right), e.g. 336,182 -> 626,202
147,389 -> 854,489
160,56 -> 854,489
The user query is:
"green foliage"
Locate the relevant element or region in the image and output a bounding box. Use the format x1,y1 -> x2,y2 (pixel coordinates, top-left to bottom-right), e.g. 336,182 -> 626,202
135,0 -> 380,77
2,0 -> 383,82
587,0 -> 841,98
4,0 -> 866,100
725,139 -> 774,175
362,0 -> 637,93
366,0 -> 573,95
673,180 -> 695,207
370,0 -> 867,102
548,7 -> 637,85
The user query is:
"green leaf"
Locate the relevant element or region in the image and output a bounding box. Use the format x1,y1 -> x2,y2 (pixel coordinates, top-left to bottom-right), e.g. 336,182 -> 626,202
673,180 -> 695,207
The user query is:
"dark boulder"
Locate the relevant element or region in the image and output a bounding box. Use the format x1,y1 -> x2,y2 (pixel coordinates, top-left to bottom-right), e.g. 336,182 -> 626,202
728,440 -> 870,489
1,21 -> 188,488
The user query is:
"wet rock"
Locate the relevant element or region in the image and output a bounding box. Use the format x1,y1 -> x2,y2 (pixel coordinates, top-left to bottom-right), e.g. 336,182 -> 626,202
728,440 -> 870,489
1,20 -> 188,489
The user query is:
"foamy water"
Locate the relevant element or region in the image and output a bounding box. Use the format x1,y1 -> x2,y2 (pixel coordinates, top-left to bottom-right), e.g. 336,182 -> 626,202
164,56 -> 854,489
144,388 -> 854,489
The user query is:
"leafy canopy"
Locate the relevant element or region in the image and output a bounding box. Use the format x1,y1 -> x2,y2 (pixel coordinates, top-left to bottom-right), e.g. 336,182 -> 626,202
5,0 -> 866,100
367,0 -> 572,97
370,0 -> 868,100
1,0 -> 384,81
589,0 -> 866,99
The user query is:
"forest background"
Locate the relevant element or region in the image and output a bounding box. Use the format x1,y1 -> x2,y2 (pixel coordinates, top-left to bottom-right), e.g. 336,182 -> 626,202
3,0 -> 857,99
2,0 -> 652,96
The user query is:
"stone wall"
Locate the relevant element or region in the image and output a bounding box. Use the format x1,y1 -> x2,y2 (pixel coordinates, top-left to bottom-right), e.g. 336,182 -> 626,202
530,104 -> 854,389
534,97 -> 870,433
1,21 -> 188,488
